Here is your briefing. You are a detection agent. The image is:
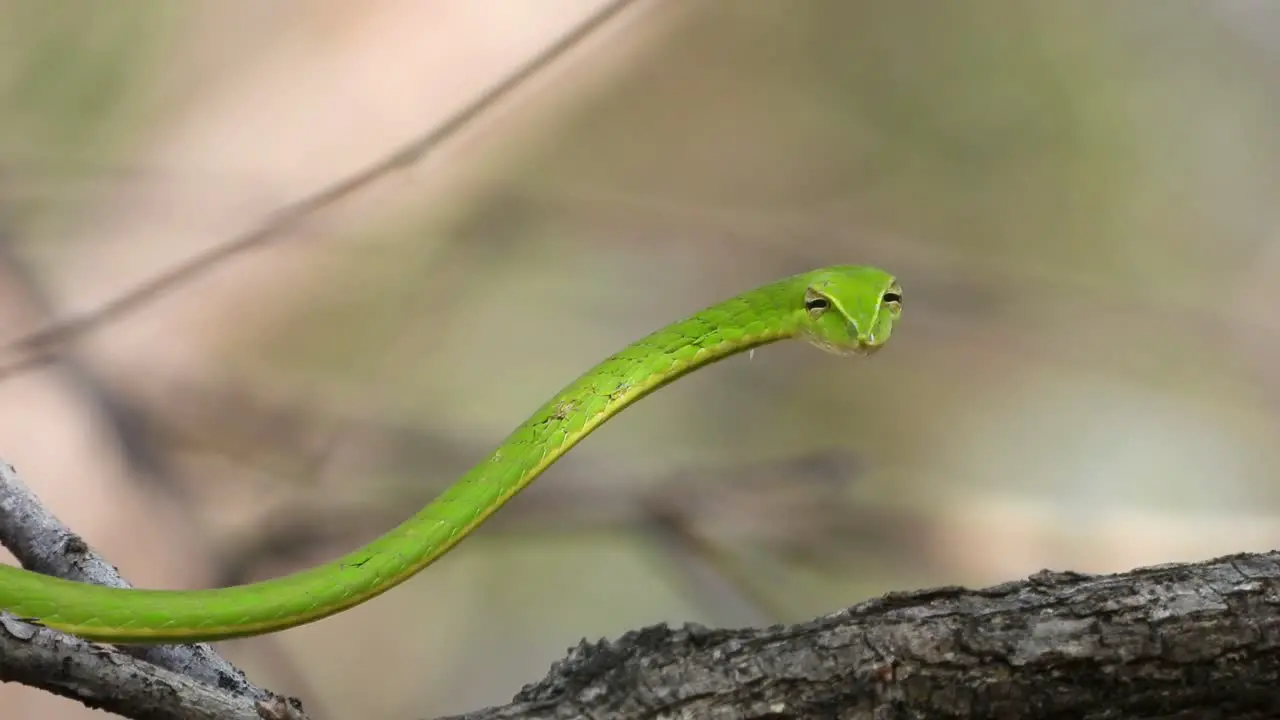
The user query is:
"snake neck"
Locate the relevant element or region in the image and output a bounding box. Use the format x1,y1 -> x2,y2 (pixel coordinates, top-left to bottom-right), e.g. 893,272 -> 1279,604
399,274 -> 810,557
497,274 -> 809,483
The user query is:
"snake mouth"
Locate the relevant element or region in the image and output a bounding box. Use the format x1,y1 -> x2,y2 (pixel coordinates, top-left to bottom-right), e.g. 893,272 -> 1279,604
845,340 -> 884,357
802,333 -> 882,357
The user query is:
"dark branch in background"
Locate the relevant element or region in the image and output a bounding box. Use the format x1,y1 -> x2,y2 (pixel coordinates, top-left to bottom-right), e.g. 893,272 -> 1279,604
0,205 -> 186,497
0,461 -> 309,720
0,0 -> 646,383
438,551 -> 1280,720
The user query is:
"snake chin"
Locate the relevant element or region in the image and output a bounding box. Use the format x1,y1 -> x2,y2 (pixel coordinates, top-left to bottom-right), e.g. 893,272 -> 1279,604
801,334 -> 882,357
846,343 -> 883,357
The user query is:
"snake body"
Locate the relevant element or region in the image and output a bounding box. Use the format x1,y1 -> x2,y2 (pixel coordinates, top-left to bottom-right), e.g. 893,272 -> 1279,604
0,265 -> 901,643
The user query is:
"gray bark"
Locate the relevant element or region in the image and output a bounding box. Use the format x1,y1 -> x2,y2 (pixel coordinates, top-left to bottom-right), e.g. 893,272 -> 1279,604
441,553 -> 1280,719
0,615 -> 302,720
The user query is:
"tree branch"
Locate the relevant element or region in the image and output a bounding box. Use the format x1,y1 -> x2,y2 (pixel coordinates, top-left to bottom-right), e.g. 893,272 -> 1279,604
0,615 -> 301,720
0,460 -> 307,719
441,551 -> 1280,719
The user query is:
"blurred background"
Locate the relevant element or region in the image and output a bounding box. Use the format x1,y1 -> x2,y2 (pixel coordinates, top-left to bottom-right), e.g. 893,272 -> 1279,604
1,0 -> 1279,717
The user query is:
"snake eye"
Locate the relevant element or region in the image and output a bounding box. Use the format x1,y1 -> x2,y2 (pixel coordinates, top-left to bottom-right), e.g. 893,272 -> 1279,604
804,291 -> 830,313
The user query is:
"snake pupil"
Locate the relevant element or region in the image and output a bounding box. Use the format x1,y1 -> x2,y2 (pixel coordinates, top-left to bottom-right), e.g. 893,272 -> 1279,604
805,297 -> 829,311
883,292 -> 901,304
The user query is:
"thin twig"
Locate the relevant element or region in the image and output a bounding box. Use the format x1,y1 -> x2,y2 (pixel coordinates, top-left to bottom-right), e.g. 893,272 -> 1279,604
0,0 -> 646,383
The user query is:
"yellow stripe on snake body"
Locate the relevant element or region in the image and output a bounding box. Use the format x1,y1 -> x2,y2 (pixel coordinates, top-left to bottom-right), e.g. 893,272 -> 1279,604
0,265 -> 902,643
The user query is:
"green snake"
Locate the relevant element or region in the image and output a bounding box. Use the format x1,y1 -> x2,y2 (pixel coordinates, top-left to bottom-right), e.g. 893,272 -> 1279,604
0,265 -> 901,643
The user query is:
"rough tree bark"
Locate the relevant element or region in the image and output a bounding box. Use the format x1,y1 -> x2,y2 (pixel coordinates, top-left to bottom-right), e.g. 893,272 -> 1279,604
439,552 -> 1280,720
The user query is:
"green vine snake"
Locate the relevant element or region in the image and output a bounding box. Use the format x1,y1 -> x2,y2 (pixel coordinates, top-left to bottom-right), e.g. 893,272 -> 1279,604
0,264 -> 901,644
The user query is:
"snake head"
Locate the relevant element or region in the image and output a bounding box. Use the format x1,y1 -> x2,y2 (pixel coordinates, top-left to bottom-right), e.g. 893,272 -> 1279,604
798,265 -> 902,356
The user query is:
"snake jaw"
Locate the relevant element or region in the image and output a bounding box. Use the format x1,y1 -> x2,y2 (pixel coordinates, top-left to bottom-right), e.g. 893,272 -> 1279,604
800,331 -> 882,357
